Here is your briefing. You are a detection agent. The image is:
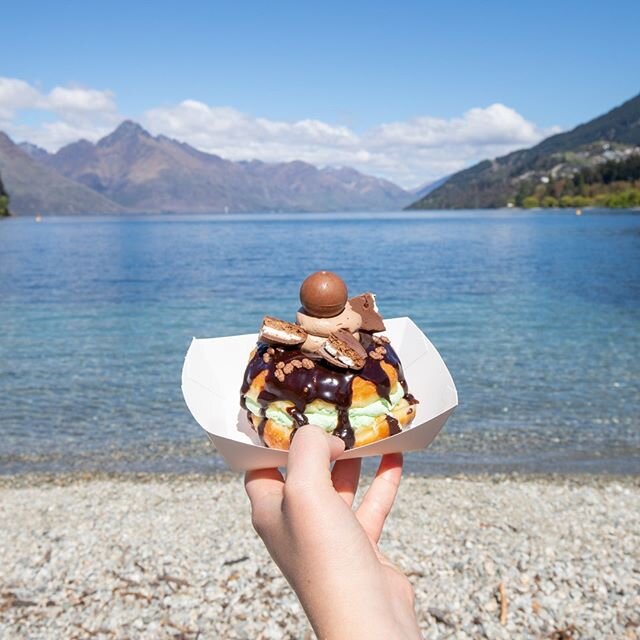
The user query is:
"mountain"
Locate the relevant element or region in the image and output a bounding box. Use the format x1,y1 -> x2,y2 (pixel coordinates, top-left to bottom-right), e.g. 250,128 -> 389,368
0,170 -> 9,216
0,133 -> 125,216
410,176 -> 450,200
18,141 -> 51,163
408,93 -> 640,209
41,121 -> 412,213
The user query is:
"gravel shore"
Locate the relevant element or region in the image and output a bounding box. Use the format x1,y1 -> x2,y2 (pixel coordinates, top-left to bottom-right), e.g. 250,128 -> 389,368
1,473 -> 638,639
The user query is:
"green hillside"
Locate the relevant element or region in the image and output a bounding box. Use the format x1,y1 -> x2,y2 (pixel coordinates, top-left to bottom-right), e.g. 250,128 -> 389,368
0,171 -> 9,217
408,93 -> 640,210
517,152 -> 640,209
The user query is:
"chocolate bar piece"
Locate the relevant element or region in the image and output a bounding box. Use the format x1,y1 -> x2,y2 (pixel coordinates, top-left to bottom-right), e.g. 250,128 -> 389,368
349,293 -> 386,332
259,316 -> 307,346
321,329 -> 367,369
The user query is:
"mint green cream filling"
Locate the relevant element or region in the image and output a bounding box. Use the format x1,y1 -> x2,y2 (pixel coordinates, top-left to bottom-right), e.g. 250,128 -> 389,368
246,384 -> 405,432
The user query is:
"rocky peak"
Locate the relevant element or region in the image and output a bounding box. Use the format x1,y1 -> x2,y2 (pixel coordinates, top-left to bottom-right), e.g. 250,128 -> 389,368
18,142 -> 51,161
97,120 -> 151,147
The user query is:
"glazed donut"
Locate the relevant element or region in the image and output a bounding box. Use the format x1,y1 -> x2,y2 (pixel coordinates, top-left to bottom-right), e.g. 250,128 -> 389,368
240,333 -> 418,450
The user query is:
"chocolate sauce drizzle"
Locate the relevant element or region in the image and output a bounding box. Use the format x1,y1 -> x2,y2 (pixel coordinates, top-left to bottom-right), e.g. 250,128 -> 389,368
404,393 -> 419,406
245,410 -> 268,442
387,415 -> 401,436
240,333 -> 414,449
286,406 -> 309,428
334,407 -> 355,449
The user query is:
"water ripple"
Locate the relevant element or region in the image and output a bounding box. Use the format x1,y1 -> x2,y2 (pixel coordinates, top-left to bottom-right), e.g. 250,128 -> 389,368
0,211 -> 639,474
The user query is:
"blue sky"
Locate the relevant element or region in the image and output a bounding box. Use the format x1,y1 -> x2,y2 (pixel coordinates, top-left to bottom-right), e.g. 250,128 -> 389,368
1,0 -> 639,187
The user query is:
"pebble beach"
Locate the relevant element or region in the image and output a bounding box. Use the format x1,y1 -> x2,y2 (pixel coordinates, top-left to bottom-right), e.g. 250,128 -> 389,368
1,473 -> 638,639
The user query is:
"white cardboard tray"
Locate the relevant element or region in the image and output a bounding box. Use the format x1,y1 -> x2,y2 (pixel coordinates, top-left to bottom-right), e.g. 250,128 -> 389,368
182,317 -> 458,471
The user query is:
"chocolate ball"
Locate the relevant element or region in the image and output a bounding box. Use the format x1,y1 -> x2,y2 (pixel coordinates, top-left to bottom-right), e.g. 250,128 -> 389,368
300,271 -> 348,318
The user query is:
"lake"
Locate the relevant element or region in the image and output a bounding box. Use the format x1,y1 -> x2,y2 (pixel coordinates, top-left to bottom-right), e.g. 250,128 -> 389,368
1,210 -> 639,475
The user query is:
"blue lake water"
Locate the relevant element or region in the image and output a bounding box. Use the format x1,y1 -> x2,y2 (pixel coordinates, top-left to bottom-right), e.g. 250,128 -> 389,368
1,210 -> 639,475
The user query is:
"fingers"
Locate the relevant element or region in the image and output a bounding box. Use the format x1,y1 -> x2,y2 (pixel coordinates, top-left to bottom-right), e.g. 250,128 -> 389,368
331,457 -> 362,507
286,425 -> 345,492
244,467 -> 285,503
244,467 -> 284,536
356,453 -> 403,544
246,427 -> 346,535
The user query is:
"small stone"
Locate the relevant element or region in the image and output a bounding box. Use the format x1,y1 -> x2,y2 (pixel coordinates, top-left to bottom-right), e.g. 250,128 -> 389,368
428,607 -> 454,627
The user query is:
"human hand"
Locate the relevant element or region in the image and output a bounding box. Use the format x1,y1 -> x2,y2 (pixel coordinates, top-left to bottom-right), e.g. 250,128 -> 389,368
245,425 -> 422,640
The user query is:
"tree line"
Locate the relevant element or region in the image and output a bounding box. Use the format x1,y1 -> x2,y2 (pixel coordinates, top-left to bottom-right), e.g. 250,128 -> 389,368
514,152 -> 640,209
0,172 -> 10,217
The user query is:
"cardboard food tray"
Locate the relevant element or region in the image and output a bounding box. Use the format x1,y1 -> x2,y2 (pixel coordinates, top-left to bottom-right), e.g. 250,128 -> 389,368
182,317 -> 458,471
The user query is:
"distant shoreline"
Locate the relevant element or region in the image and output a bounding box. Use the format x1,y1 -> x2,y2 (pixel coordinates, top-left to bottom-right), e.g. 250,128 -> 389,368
2,206 -> 639,220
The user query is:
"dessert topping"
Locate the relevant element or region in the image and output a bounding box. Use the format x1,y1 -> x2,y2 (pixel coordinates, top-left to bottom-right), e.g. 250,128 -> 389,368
348,293 -> 386,332
321,329 -> 367,369
259,316 -> 307,346
299,271 -> 348,318
296,302 -> 361,337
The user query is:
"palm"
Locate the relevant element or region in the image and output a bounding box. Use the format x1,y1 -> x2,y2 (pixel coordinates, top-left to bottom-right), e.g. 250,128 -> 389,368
332,455 -> 416,608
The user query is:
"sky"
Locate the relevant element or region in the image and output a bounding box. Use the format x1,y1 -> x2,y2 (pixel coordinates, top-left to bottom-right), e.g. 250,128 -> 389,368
1,0 -> 639,188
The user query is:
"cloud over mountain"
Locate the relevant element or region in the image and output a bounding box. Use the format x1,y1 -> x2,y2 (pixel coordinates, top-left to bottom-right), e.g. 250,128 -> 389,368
0,77 -> 119,150
0,76 -> 559,187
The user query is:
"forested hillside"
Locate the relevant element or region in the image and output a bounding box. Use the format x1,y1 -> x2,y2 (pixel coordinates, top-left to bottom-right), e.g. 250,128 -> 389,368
0,171 -> 9,217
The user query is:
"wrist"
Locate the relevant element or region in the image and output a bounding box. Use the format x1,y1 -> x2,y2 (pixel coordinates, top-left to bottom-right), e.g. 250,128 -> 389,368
309,605 -> 421,640
299,578 -> 421,640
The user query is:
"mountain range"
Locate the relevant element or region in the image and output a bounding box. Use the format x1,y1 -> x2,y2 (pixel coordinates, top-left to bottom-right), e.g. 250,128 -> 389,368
0,133 -> 125,216
408,93 -> 640,209
1,122 -> 412,215
3,93 -> 638,216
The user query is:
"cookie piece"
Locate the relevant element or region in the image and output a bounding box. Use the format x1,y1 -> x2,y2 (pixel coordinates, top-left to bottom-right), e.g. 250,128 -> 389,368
321,329 -> 367,369
349,293 -> 385,332
259,316 -> 307,346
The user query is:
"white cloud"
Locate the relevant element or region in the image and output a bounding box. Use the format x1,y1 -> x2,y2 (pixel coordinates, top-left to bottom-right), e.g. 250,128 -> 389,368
0,76 -> 560,188
0,77 -> 119,148
370,104 -> 547,148
47,86 -> 116,112
143,100 -> 559,187
361,104 -> 561,186
144,100 -> 358,150
0,77 -> 42,119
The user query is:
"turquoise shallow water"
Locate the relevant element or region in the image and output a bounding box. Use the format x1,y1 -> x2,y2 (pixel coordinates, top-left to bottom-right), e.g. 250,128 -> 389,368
0,210 -> 639,474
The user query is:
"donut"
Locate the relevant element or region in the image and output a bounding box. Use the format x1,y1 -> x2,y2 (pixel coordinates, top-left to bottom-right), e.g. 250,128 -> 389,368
240,334 -> 419,450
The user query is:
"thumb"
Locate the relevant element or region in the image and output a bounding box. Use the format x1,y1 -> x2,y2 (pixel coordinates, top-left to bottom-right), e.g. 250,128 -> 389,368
286,425 -> 345,487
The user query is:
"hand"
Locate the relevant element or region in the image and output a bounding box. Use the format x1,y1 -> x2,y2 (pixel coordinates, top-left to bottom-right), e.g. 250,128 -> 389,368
245,425 -> 422,640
